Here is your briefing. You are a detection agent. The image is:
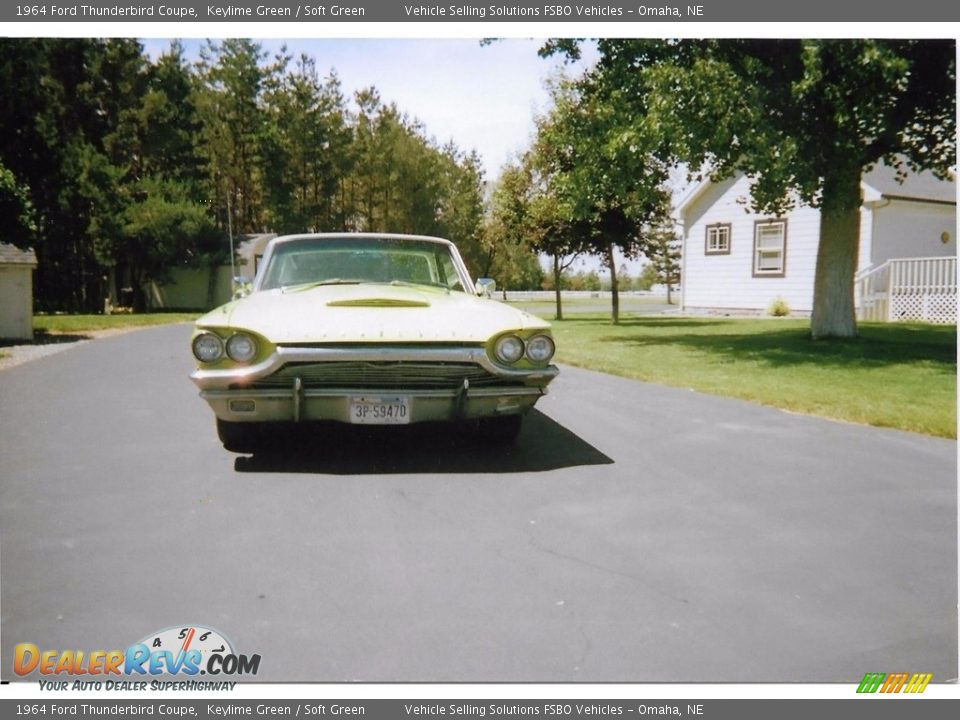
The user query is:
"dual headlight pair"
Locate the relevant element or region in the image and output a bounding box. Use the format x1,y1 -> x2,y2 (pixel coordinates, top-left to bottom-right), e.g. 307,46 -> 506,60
195,330 -> 554,366
494,333 -> 555,365
193,332 -> 257,364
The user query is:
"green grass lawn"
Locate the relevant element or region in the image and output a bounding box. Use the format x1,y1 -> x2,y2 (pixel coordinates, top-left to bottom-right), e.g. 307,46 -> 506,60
551,315 -> 957,438
34,313 -> 198,334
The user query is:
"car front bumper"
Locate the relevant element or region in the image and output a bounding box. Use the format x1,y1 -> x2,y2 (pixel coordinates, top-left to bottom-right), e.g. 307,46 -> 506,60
199,384 -> 548,424
191,345 -> 558,424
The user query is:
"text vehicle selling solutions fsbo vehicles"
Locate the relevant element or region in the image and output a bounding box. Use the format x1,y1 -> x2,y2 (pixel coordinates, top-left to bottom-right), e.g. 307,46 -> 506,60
190,233 -> 558,452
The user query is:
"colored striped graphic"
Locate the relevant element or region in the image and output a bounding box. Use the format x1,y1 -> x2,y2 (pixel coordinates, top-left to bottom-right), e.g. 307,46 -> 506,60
903,673 -> 934,693
857,672 -> 932,694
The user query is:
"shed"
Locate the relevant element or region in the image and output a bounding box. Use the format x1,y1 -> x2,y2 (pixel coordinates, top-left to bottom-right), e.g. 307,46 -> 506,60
0,243 -> 37,340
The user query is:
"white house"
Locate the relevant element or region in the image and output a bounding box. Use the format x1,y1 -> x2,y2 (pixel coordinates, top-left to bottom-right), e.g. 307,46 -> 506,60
675,161 -> 957,322
0,242 -> 37,340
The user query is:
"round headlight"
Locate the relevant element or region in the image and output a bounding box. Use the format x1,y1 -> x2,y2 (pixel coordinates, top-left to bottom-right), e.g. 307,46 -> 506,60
494,335 -> 525,364
526,334 -> 556,363
192,332 -> 224,363
226,333 -> 258,363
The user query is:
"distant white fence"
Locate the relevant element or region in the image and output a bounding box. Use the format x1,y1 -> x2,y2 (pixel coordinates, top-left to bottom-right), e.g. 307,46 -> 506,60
499,290 -> 664,301
856,256 -> 957,324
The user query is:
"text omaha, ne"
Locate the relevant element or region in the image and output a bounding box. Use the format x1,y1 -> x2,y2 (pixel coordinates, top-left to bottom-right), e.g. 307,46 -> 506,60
403,5 -> 704,17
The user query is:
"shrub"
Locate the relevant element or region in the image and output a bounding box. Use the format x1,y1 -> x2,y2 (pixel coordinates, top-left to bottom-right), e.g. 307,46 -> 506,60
768,297 -> 790,317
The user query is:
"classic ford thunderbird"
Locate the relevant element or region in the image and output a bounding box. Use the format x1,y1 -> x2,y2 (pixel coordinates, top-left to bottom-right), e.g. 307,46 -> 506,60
190,233 -> 558,452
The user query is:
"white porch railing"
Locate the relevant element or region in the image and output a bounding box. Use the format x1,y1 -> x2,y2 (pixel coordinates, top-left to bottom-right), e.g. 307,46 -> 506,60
856,256 -> 957,324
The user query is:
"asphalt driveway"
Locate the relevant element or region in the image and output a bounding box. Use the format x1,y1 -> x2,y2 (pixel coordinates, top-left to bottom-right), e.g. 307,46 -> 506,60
0,324 -> 955,682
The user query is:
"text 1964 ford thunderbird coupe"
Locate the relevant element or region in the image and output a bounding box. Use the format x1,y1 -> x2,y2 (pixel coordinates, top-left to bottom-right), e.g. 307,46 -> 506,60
190,233 -> 558,452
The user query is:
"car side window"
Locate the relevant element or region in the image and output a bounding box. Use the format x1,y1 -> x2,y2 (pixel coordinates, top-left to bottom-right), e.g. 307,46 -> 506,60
437,252 -> 464,292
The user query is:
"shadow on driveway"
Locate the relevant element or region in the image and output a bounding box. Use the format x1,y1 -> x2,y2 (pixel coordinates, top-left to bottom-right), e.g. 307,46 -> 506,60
233,409 -> 612,475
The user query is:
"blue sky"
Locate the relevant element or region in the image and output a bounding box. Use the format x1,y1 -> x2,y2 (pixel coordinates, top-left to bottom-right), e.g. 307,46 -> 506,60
141,38 -> 598,181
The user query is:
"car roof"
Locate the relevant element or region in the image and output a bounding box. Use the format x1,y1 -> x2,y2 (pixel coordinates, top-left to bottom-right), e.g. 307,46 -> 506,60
268,233 -> 456,249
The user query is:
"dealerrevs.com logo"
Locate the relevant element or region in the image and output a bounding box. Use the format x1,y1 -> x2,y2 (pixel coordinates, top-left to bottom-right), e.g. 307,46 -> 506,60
14,626 -> 260,690
856,672 -> 933,694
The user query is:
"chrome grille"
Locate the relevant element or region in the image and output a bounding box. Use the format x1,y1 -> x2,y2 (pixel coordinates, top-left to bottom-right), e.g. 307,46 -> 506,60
242,362 -> 519,390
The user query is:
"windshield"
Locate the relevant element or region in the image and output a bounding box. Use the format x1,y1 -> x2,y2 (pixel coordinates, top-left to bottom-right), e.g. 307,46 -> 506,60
259,236 -> 470,293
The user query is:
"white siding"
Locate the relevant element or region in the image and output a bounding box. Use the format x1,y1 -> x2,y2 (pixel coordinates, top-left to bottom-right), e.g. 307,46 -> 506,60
681,175 -> 821,313
868,199 -> 956,267
0,265 -> 34,340
680,172 -> 955,314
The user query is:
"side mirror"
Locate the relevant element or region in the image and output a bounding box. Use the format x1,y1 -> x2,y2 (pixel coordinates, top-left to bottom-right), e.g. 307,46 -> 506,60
232,276 -> 253,299
476,278 -> 496,298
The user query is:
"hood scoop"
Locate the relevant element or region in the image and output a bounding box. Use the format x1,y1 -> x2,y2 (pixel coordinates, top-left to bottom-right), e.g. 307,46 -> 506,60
326,298 -> 430,308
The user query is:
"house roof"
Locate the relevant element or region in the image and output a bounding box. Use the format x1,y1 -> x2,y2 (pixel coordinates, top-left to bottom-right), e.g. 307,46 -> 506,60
673,176 -> 714,219
675,159 -> 957,218
862,161 -> 956,204
0,242 -> 37,266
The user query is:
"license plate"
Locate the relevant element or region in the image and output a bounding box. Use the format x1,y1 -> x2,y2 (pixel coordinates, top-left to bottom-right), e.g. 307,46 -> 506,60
349,396 -> 411,425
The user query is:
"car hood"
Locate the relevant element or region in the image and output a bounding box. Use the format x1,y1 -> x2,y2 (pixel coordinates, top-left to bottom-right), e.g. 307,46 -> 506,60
196,283 -> 550,344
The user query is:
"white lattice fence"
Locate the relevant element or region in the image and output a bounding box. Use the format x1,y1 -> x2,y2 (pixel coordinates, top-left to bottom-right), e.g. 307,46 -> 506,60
857,256 -> 957,324
890,292 -> 957,323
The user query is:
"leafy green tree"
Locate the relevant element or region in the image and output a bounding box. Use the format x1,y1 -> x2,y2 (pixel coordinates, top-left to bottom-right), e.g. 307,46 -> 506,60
519,143 -> 590,319
118,178 -> 219,309
78,39 -> 151,308
140,42 -> 207,189
0,163 -> 37,246
636,263 -> 658,292
0,39 -> 488,311
617,263 -> 633,291
138,41 -> 226,299
533,77 -> 672,323
485,163 -> 542,295
527,193 -> 584,318
347,89 -> 486,265
196,39 -> 281,234
645,221 -> 682,304
0,39 -> 107,310
548,39 -> 956,337
80,40 -> 220,309
435,145 -> 486,278
569,269 -> 602,291
262,55 -> 352,233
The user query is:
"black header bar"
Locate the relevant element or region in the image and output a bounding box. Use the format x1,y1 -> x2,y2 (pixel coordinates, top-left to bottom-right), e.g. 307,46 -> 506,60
3,0 -> 960,24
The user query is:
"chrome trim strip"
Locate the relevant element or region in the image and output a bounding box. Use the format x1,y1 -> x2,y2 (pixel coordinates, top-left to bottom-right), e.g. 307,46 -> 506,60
200,386 -> 545,401
292,377 -> 303,423
191,346 -> 558,390
455,378 -> 469,419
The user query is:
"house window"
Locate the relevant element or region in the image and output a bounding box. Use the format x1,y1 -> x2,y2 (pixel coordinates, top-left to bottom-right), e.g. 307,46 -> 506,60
705,223 -> 731,255
753,220 -> 787,277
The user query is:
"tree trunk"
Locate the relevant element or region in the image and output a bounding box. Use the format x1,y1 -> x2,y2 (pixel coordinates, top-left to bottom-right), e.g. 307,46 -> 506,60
553,254 -> 563,321
607,241 -> 619,325
131,268 -> 148,313
810,166 -> 862,339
